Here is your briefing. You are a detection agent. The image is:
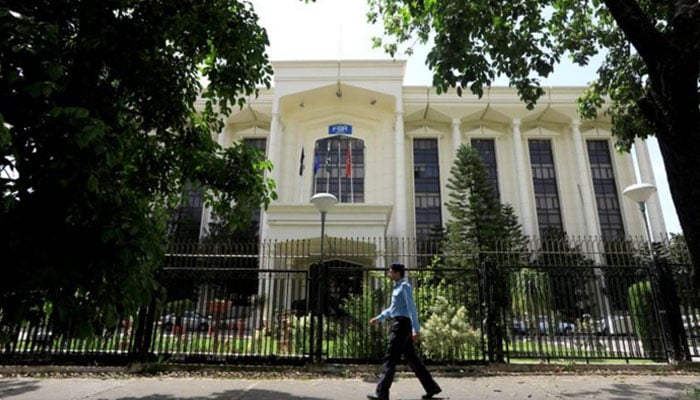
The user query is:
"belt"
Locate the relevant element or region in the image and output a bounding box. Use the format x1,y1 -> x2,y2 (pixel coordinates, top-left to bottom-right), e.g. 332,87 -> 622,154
393,316 -> 410,322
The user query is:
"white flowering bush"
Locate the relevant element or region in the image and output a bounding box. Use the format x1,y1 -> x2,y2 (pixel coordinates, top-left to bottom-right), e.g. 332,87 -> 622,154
420,295 -> 481,362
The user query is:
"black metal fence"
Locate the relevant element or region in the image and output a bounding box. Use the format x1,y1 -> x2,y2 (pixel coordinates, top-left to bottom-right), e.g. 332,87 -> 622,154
2,235 -> 699,365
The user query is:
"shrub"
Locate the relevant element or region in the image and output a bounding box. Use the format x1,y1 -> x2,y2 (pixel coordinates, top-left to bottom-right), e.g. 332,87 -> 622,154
628,280 -> 665,360
337,280 -> 388,359
420,295 -> 480,362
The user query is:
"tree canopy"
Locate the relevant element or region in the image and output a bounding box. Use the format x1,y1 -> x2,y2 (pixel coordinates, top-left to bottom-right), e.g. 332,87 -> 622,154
0,1 -> 276,340
368,0 -> 700,289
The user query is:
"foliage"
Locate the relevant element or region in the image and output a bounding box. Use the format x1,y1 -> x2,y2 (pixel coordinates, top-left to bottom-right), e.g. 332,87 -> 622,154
367,0 -> 698,146
663,233 -> 691,266
532,228 -> 595,268
628,280 -> 664,359
443,144 -> 528,280
572,313 -> 605,353
290,314 -> 311,355
338,272 -> 390,359
446,145 -> 502,261
444,144 -> 528,263
163,299 -> 196,315
443,144 -> 528,362
366,0 -> 700,294
602,238 -> 648,267
531,228 -> 595,318
600,238 -> 649,312
420,295 -> 480,362
0,1 -> 276,342
510,268 -> 553,321
414,256 -> 448,324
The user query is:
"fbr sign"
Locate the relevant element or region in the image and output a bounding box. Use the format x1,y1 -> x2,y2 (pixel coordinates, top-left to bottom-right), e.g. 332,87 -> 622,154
328,124 -> 352,135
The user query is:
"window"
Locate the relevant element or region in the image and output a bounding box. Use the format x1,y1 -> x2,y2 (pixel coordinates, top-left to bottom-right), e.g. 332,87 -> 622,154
312,137 -> 364,203
243,138 -> 267,237
413,138 -> 442,239
169,182 -> 204,241
471,138 -> 500,199
529,140 -> 563,235
587,140 -> 625,239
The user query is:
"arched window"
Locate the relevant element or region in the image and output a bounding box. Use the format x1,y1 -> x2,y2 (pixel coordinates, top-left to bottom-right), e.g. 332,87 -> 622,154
312,136 -> 364,203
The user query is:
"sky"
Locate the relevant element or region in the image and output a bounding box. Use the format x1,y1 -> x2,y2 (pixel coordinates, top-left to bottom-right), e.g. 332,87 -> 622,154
249,0 -> 681,234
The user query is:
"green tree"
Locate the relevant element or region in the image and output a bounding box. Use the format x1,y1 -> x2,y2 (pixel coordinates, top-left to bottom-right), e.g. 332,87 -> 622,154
367,0 -> 700,291
445,145 -> 516,258
444,144 -> 527,361
444,145 -> 528,261
531,228 -> 595,318
0,1 -> 276,342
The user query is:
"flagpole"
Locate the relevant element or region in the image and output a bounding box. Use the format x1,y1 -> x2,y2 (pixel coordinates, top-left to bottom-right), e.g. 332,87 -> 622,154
326,141 -> 330,192
338,139 -> 342,202
299,145 -> 304,203
350,140 -> 354,203
313,143 -> 318,194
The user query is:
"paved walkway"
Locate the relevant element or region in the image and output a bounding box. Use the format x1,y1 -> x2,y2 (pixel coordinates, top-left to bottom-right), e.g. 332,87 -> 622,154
1,374 -> 699,400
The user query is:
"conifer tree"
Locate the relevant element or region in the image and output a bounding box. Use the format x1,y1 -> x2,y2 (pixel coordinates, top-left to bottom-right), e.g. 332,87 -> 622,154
444,145 -> 527,260
444,144 -> 528,361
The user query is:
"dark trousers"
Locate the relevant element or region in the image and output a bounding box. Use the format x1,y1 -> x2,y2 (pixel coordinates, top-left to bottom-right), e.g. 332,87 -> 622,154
375,317 -> 441,397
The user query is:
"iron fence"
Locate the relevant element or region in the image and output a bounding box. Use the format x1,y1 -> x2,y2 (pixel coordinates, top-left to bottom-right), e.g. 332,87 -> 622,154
2,235 -> 699,365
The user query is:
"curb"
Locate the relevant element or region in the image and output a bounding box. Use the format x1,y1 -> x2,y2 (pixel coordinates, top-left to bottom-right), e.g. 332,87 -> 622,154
2,361 -> 699,378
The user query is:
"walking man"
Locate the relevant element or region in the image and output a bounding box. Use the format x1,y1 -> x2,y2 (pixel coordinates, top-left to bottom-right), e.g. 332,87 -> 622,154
368,262 -> 442,400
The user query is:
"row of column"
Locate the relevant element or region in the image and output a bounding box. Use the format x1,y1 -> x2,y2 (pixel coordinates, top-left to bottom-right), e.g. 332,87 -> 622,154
444,118 -> 662,239
260,97 -> 661,241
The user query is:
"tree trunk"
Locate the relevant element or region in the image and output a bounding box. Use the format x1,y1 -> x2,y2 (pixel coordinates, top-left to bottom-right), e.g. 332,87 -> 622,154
657,134 -> 700,290
649,61 -> 700,292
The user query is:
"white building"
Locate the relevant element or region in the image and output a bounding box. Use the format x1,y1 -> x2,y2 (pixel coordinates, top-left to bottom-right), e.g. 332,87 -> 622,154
197,60 -> 666,250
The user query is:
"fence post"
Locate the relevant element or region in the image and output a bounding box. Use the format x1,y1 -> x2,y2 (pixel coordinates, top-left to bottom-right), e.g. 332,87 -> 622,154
644,263 -> 671,361
131,296 -> 157,361
655,259 -> 691,361
483,260 -> 506,363
309,261 -> 325,363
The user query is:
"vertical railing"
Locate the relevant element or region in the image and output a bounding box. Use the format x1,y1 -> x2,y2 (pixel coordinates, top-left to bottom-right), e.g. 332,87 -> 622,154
4,235 -> 700,365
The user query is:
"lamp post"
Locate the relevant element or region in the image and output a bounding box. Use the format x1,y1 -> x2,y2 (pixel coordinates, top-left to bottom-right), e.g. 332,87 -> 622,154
310,192 -> 337,363
311,193 -> 338,264
623,182 -> 657,255
623,183 -> 686,361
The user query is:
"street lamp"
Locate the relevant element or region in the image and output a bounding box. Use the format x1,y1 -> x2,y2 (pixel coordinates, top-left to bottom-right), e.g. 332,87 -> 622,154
309,192 -> 337,363
623,182 -> 657,254
310,193 -> 338,263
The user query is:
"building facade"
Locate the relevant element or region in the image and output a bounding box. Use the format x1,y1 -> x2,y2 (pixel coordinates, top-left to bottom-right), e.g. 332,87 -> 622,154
195,60 -> 666,253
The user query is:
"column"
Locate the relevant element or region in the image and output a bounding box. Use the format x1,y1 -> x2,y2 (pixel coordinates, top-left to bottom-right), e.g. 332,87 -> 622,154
512,119 -> 534,237
634,138 -> 667,240
268,112 -> 282,184
394,111 -> 407,236
260,107 -> 280,242
571,120 -> 599,237
452,118 -> 462,159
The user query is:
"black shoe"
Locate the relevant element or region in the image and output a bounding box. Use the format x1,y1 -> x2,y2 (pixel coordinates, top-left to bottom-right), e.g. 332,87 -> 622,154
367,393 -> 389,400
422,387 -> 442,399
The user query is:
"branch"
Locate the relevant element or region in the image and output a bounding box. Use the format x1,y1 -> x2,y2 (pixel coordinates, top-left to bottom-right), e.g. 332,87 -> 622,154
671,1 -> 700,53
602,0 -> 669,66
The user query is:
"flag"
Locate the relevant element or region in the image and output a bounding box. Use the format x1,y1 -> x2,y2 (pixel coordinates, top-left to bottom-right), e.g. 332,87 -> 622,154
325,141 -> 332,174
313,149 -> 320,175
345,143 -> 352,177
299,146 -> 305,176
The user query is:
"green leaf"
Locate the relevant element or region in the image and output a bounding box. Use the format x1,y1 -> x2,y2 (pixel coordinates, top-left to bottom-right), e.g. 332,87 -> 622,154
87,175 -> 99,192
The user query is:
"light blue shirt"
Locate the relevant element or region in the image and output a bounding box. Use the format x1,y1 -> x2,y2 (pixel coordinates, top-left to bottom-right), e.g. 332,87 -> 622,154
376,278 -> 421,333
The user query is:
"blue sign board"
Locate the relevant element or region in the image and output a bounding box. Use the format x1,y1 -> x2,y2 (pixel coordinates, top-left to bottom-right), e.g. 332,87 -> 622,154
328,124 -> 352,135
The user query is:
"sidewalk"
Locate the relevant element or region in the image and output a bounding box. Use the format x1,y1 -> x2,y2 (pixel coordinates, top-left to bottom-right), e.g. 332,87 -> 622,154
1,374 -> 699,400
